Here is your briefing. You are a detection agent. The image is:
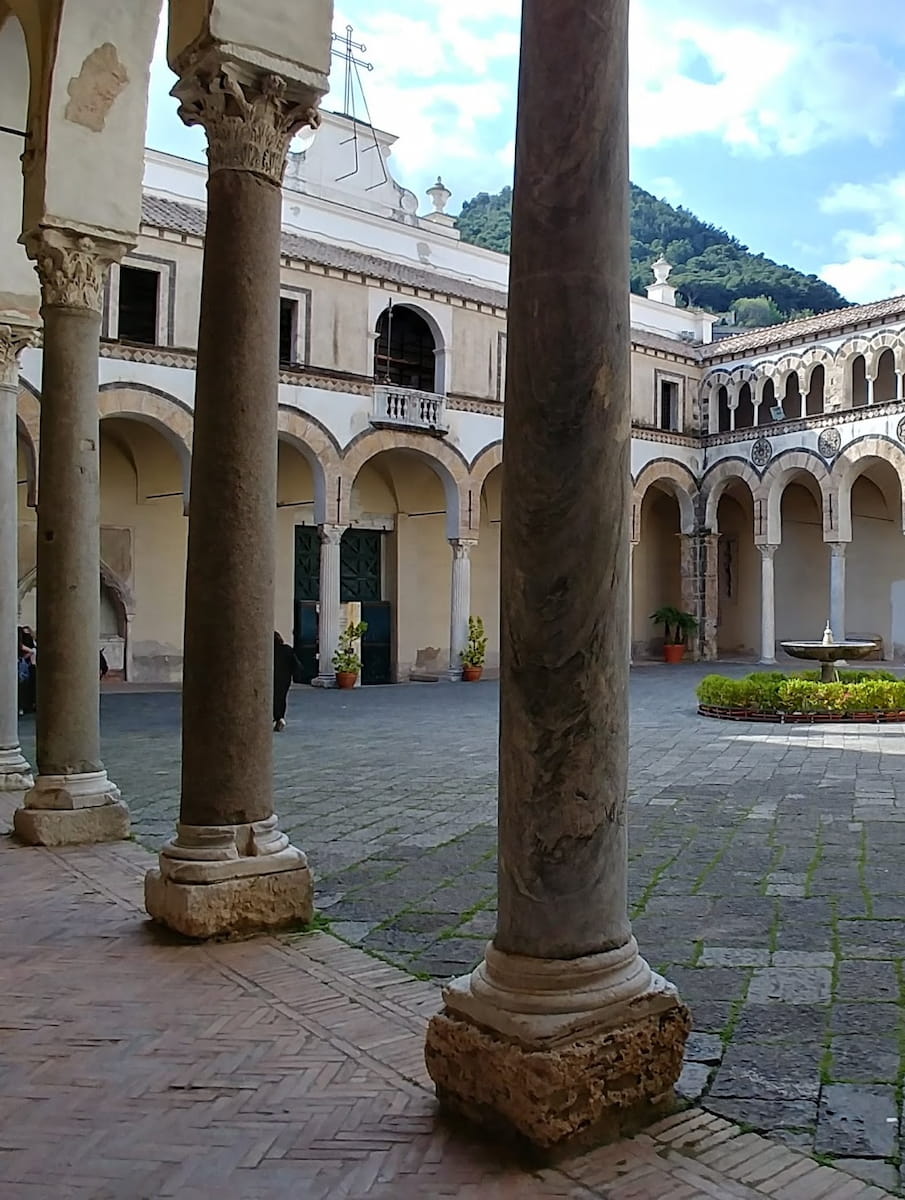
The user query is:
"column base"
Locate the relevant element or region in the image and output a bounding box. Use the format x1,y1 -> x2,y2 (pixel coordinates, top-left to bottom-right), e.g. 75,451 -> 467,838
424,941 -> 690,1154
14,771 -> 128,846
759,657 -> 777,666
311,673 -> 336,688
0,744 -> 33,792
144,815 -> 313,938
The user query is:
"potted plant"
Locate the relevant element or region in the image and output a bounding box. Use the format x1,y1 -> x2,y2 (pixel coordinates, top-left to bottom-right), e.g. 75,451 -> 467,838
650,605 -> 698,664
333,620 -> 367,689
460,615 -> 487,682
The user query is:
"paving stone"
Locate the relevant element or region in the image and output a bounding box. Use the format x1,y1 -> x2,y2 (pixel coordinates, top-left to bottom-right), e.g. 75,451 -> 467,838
830,1004 -> 899,1037
685,1031 -> 725,1064
836,960 -> 899,1001
704,1097 -> 818,1132
771,951 -> 835,968
829,1037 -> 900,1084
833,1158 -> 901,1192
838,920 -> 905,958
709,1044 -> 822,1101
676,1061 -> 712,1101
699,946 -> 770,967
733,1004 -> 829,1045
747,967 -> 832,1005
816,1084 -> 898,1157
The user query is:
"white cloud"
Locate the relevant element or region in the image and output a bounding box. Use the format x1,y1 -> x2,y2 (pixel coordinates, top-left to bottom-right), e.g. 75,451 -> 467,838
819,174 -> 905,302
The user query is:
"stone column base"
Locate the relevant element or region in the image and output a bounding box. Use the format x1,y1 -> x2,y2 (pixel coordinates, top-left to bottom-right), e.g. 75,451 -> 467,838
0,745 -> 33,792
14,771 -> 128,846
311,673 -> 336,688
144,815 -> 314,938
424,942 -> 691,1154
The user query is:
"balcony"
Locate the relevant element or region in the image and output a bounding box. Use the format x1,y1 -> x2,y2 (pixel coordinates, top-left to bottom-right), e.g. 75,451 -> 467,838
371,385 -> 448,435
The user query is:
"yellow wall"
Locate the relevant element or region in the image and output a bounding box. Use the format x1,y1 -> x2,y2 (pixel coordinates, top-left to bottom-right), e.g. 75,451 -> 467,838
473,468 -> 502,672
632,488 -> 682,655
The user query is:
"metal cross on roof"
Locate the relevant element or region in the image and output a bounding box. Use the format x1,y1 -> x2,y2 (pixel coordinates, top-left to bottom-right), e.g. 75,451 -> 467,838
331,24 -> 374,122
328,24 -> 387,191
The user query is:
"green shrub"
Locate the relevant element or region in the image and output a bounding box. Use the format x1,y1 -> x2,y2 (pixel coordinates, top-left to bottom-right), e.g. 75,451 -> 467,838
697,671 -> 905,715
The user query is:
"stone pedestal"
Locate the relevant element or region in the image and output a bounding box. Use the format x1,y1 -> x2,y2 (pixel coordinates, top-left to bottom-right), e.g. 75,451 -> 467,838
145,56 -> 325,937
14,231 -> 126,845
758,544 -> 778,664
447,538 -> 475,679
424,0 -> 688,1154
313,523 -> 345,687
0,326 -> 34,791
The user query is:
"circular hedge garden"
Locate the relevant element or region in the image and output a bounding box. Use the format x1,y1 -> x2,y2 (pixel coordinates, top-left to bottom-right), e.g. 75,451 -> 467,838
697,669 -> 905,724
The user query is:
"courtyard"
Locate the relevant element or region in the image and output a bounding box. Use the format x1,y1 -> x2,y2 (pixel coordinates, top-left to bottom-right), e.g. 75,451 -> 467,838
11,664 -> 905,1194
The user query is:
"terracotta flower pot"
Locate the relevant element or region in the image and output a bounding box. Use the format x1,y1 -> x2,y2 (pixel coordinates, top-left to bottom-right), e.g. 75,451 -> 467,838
336,671 -> 358,690
663,643 -> 685,664
462,665 -> 483,682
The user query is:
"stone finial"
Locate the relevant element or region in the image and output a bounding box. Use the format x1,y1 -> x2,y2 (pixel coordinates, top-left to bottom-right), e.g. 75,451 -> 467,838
427,176 -> 452,214
171,64 -> 322,185
652,256 -> 672,284
22,229 -> 126,313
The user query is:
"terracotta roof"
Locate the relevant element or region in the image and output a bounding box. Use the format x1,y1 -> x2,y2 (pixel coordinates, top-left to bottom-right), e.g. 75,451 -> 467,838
141,194 -> 508,310
700,294 -> 905,360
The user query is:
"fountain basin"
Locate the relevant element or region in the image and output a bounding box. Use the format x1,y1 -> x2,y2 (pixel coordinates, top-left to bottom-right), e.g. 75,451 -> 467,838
780,641 -> 876,682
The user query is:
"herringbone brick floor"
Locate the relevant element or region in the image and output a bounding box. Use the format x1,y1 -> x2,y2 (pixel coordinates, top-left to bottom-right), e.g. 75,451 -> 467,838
0,796 -> 894,1199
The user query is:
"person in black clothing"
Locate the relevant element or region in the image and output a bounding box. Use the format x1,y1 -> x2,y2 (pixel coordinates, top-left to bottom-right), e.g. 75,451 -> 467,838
273,631 -> 300,732
17,626 -> 35,715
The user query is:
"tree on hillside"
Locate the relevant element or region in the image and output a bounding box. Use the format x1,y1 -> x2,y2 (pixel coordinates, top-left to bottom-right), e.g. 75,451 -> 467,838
731,296 -> 785,327
456,182 -> 850,320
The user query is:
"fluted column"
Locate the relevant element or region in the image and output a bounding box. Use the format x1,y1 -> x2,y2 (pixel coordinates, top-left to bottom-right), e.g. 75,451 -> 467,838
447,538 -> 476,679
145,63 -> 325,938
0,326 -> 34,791
14,232 -> 128,845
828,542 -> 847,641
759,544 -> 778,664
425,0 -> 689,1153
313,523 -> 346,687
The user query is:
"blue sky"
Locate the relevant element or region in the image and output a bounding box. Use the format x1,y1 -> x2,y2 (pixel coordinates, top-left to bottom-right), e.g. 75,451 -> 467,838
146,1 -> 905,304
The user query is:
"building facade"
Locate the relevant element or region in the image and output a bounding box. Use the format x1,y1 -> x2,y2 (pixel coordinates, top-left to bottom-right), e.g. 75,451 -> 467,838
13,108 -> 905,680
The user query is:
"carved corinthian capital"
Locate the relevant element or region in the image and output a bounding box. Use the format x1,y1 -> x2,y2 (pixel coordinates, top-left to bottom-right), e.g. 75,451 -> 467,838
0,324 -> 37,389
23,229 -> 126,313
172,64 -> 322,184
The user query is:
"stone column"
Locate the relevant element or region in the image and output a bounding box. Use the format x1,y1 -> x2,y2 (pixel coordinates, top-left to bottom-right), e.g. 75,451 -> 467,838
701,532 -> 720,661
14,232 -> 128,845
758,544 -> 778,664
447,538 -> 476,679
828,542 -> 847,640
867,376 -> 875,406
628,541 -> 636,664
679,533 -> 699,660
425,0 -> 689,1153
896,371 -> 904,402
313,523 -> 345,687
0,326 -> 34,791
145,65 -> 324,938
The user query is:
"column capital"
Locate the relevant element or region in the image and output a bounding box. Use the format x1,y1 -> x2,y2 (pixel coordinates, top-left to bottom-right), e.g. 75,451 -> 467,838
0,324 -> 38,389
450,537 -> 478,558
23,228 -> 126,313
172,61 -> 322,184
826,540 -> 848,557
758,543 -> 779,560
318,522 -> 347,546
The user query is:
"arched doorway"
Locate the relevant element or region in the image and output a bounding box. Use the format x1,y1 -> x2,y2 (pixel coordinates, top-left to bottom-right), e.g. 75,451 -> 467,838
847,460 -> 904,655
276,438 -> 319,682
633,485 -> 682,657
715,482 -> 758,656
775,476 -> 827,642
374,305 -> 437,393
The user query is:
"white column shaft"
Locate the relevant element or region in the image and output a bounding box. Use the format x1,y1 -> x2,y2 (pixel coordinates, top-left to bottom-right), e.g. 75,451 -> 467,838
315,525 -> 345,686
0,368 -> 31,786
759,546 -> 777,664
829,545 -> 846,641
448,540 -> 474,677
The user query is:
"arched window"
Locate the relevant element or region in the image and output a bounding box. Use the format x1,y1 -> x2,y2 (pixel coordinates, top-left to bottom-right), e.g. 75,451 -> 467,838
736,382 -> 755,429
717,386 -> 730,432
374,305 -> 436,392
875,348 -> 896,404
851,354 -> 868,407
805,364 -> 825,416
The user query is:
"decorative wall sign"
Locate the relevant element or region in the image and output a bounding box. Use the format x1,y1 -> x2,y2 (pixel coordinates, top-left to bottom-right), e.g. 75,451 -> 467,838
817,427 -> 841,459
750,437 -> 772,468
897,416 -> 905,444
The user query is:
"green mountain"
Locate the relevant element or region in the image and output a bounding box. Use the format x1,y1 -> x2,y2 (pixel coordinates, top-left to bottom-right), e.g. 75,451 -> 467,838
456,184 -> 850,326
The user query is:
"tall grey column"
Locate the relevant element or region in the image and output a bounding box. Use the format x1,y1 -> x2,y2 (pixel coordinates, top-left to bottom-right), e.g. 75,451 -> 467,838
14,232 -> 128,845
145,62 -> 326,939
828,542 -> 847,641
759,544 -> 778,664
0,326 -> 34,791
425,0 -> 689,1153
447,538 -> 475,679
313,523 -> 345,687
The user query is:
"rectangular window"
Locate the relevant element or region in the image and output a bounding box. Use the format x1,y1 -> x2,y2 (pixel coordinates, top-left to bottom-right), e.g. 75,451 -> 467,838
279,298 -> 297,364
117,265 -> 159,345
659,379 -> 679,431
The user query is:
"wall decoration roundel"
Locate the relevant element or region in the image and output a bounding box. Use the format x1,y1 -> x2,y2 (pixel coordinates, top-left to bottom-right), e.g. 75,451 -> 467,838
750,438 -> 772,468
817,427 -> 841,459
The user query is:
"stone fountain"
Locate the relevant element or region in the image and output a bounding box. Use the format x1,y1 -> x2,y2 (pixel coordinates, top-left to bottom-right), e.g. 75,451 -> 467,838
780,623 -> 876,683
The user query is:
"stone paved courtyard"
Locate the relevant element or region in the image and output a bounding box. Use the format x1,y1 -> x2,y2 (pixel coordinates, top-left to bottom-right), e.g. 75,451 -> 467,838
21,663 -> 905,1193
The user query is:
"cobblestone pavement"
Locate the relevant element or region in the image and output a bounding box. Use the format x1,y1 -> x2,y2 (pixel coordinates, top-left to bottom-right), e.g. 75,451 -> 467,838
20,663 -> 905,1191
0,804 -> 894,1199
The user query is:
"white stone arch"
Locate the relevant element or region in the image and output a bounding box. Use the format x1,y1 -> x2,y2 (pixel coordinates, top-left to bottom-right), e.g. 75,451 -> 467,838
631,459 -> 698,537
758,450 -> 832,544
99,384 -> 193,511
277,406 -> 343,526
701,459 -> 760,533
798,345 -> 834,391
467,440 -> 503,538
832,436 -> 905,540
866,329 -> 905,378
340,428 -> 470,540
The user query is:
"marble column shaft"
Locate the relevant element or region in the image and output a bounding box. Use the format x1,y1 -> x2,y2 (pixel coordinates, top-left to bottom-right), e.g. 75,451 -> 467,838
759,544 -> 778,664
14,231 -> 127,844
315,523 -> 345,686
426,0 -> 689,1155
448,538 -> 475,677
829,542 -> 847,640
0,328 -> 33,789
